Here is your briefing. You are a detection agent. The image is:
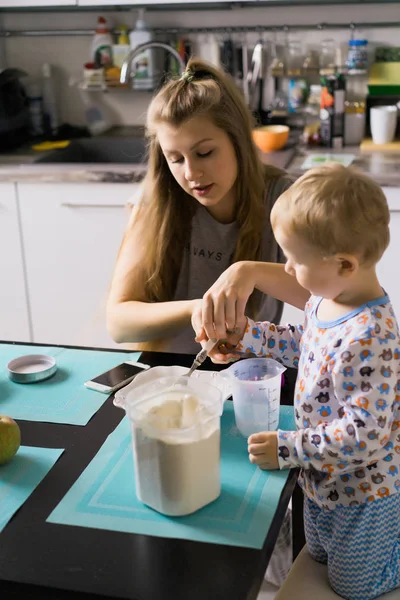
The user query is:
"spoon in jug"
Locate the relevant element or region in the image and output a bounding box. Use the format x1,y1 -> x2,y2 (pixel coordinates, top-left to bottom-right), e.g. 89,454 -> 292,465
173,339 -> 217,387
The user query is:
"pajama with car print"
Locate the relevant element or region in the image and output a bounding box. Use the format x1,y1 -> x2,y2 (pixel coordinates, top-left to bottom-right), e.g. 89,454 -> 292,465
237,294 -> 400,600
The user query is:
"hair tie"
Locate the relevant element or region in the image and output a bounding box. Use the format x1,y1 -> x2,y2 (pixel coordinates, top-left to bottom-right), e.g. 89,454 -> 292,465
180,70 -> 194,83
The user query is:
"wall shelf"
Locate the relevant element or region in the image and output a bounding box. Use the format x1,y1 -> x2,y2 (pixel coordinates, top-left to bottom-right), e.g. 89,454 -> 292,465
1,19 -> 400,37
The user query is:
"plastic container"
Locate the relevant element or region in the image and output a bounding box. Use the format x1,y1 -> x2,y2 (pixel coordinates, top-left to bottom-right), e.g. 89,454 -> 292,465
129,9 -> 157,91
122,377 -> 223,516
221,358 -> 286,437
347,39 -> 368,74
114,365 -> 230,411
7,354 -> 57,383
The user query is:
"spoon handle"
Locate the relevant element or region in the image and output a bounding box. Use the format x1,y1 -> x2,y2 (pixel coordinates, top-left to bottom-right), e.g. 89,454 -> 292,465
187,339 -> 217,377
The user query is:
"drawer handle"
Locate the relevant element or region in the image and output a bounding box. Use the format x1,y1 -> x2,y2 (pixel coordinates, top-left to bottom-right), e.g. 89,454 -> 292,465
61,203 -> 126,208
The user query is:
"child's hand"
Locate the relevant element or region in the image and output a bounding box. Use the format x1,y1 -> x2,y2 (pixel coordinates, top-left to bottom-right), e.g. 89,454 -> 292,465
248,432 -> 279,470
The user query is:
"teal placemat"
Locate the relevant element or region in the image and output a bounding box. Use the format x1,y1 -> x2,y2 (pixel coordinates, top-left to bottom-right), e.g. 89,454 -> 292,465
0,344 -> 142,425
48,404 -> 295,549
1,446 -> 64,532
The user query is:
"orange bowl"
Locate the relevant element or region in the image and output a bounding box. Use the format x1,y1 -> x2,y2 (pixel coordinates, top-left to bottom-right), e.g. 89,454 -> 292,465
252,125 -> 290,152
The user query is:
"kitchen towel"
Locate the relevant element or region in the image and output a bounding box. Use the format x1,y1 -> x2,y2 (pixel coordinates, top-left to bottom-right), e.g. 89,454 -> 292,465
0,446 -> 64,532
0,344 -> 142,425
47,404 -> 295,549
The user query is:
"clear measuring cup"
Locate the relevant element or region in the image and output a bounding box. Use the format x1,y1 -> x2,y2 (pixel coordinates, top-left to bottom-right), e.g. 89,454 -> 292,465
221,358 -> 286,437
118,375 -> 223,517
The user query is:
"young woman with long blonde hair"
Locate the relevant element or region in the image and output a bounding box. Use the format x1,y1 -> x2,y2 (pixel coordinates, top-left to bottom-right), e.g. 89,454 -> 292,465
107,58 -> 308,353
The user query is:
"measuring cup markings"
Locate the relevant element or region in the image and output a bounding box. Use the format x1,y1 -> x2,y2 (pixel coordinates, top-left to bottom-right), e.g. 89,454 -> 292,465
222,358 -> 286,437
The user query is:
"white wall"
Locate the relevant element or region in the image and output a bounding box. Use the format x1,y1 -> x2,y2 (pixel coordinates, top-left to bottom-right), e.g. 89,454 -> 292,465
1,3 -> 399,126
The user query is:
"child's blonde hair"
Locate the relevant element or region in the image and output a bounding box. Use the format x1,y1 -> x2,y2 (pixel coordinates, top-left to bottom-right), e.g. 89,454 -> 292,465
271,163 -> 390,266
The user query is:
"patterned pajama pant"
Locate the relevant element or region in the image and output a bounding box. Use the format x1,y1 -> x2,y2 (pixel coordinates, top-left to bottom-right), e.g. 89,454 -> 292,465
304,494 -> 400,600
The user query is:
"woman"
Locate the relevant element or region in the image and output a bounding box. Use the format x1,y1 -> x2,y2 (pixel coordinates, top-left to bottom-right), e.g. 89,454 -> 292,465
107,58 -> 308,353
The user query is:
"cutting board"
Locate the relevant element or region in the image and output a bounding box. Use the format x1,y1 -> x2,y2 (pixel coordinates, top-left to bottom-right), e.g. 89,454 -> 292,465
360,138 -> 400,153
260,147 -> 296,169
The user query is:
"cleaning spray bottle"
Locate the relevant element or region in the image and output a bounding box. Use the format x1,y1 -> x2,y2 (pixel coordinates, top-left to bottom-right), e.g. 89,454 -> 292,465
91,16 -> 113,68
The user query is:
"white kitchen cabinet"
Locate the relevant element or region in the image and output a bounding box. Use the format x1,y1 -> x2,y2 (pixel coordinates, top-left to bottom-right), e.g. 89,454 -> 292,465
0,183 -> 30,342
18,183 -> 137,349
78,0 -> 258,5
1,0 -> 76,6
377,187 -> 400,320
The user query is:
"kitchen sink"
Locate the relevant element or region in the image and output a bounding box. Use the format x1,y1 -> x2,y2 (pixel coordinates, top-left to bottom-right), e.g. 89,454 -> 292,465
34,137 -> 148,165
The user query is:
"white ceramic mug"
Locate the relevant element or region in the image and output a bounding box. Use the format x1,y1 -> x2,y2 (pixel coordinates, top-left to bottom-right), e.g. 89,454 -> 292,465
370,105 -> 398,145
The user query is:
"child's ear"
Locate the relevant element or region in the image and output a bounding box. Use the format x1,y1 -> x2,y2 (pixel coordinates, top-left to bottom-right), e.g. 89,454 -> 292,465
336,254 -> 359,277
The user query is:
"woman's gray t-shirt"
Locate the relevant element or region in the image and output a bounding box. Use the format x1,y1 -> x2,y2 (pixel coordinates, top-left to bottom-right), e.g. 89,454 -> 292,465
168,176 -> 292,353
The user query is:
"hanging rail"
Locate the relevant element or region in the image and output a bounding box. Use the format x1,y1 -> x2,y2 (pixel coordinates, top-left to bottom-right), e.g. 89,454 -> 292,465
0,21 -> 400,37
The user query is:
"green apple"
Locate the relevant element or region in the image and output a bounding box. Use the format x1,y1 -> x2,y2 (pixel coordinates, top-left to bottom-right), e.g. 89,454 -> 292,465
0,415 -> 21,465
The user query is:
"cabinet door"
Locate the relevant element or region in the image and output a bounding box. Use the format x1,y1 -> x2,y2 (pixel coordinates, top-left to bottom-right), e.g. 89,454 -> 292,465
78,0 -> 257,5
378,188 -> 400,320
1,1 -> 76,6
0,183 -> 30,342
18,183 -> 136,348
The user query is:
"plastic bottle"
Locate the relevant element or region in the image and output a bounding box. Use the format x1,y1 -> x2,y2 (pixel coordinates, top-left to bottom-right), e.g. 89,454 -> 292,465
347,39 -> 368,74
42,63 -> 59,136
91,16 -> 113,68
25,82 -> 44,137
112,25 -> 131,69
128,9 -> 157,91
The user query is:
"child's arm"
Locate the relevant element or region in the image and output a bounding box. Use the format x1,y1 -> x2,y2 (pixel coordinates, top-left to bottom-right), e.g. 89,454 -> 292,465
235,317 -> 304,369
276,338 -> 398,474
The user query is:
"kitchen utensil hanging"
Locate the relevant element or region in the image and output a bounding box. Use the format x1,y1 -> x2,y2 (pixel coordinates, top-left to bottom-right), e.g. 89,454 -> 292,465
248,39 -> 268,124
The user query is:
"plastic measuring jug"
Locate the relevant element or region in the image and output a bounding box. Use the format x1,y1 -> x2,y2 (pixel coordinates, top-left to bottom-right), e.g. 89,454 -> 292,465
119,375 -> 223,516
221,358 -> 286,437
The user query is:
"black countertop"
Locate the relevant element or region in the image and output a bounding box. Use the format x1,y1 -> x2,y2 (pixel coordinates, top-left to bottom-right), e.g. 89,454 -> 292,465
0,344 -> 302,600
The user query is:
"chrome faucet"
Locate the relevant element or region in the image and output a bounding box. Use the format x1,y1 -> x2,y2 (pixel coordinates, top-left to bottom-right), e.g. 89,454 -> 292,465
120,42 -> 186,86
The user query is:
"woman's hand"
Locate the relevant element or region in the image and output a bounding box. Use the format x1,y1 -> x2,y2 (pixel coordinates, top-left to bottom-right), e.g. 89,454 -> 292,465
248,432 -> 279,470
201,261 -> 257,341
191,299 -> 246,364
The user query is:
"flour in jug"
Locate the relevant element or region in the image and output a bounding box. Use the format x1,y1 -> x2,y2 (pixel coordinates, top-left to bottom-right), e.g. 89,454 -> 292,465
132,391 -> 221,516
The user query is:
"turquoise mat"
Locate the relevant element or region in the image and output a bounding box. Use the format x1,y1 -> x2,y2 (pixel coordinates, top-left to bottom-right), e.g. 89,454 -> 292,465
48,404 -> 295,549
1,446 -> 64,532
0,344 -> 141,425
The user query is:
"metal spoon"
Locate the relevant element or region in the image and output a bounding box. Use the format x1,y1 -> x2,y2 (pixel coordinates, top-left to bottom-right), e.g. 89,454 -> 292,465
173,339 -> 216,387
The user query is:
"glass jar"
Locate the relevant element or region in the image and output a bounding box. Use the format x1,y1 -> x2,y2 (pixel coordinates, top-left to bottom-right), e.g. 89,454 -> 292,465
302,49 -> 319,75
286,40 -> 303,77
347,39 -> 368,73
320,39 -> 336,75
344,101 -> 366,145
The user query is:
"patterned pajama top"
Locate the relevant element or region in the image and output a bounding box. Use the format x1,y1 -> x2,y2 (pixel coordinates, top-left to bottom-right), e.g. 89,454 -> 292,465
237,294 -> 400,510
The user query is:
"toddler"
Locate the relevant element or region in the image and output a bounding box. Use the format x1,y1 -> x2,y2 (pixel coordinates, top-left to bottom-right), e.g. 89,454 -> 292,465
214,165 -> 400,600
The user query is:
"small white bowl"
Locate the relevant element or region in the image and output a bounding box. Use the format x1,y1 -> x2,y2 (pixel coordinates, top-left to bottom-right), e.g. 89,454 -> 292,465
7,354 -> 57,384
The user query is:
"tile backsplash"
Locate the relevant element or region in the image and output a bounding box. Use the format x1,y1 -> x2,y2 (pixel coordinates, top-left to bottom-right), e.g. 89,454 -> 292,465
1,3 -> 400,127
